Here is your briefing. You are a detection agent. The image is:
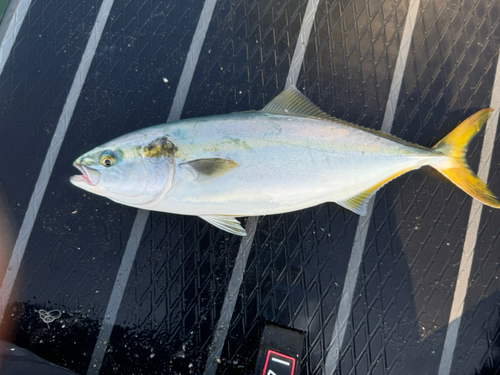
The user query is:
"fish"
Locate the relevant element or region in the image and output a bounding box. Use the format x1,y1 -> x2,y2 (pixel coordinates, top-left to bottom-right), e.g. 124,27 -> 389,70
70,87 -> 500,236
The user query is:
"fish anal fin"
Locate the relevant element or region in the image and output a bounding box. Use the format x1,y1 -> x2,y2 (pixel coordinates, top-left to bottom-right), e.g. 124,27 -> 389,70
337,192 -> 374,216
180,158 -> 238,183
262,86 -> 332,120
335,167 -> 414,215
199,215 -> 247,236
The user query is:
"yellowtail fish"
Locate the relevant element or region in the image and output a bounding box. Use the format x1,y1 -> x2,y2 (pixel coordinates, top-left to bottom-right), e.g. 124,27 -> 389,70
70,87 -> 500,235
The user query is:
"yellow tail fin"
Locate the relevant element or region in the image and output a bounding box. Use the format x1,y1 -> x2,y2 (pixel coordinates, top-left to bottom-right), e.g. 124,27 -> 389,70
432,108 -> 500,208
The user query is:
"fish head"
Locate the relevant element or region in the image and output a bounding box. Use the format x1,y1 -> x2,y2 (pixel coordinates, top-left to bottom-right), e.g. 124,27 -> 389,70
70,134 -> 176,208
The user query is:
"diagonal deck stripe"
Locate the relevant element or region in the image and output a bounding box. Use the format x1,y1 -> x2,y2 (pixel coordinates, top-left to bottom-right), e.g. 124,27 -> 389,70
0,0 -> 115,323
0,0 -> 32,78
205,0 -> 320,372
324,200 -> 374,374
285,0 -> 320,89
438,51 -> 500,375
87,209 -> 149,375
167,0 -> 218,122
204,216 -> 259,374
87,0 -> 219,372
324,0 -> 421,372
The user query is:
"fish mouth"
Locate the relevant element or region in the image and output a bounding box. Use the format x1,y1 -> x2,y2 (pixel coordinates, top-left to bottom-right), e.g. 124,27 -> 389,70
70,162 -> 101,186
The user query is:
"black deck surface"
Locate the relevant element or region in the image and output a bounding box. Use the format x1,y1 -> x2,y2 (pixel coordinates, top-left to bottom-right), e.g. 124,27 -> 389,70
0,0 -> 499,374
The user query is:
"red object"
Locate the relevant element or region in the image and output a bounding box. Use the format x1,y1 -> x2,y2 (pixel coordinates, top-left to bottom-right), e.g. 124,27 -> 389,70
261,350 -> 296,375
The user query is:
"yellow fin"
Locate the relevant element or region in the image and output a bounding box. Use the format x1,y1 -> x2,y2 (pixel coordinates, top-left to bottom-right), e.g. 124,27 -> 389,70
432,108 -> 500,208
336,167 -> 414,215
337,192 -> 374,216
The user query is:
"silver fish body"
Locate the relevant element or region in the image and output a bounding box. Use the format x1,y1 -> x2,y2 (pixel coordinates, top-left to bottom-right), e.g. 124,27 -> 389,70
152,112 -> 436,215
71,87 -> 499,235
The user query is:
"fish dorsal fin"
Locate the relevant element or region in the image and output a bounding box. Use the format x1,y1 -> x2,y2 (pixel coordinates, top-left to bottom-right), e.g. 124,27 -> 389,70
262,86 -> 332,120
264,87 -> 433,153
336,167 -> 415,215
180,158 -> 239,183
199,215 -> 247,236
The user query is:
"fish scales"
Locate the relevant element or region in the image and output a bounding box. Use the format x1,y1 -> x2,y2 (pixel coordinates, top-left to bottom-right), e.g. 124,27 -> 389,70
151,112 -> 436,216
70,87 -> 500,235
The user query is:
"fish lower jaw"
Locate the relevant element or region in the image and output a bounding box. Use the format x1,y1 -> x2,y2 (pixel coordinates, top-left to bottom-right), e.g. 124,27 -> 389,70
72,162 -> 101,186
70,174 -> 95,188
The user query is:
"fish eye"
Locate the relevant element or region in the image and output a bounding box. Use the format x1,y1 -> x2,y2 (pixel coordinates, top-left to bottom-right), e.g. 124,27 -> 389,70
100,152 -> 116,167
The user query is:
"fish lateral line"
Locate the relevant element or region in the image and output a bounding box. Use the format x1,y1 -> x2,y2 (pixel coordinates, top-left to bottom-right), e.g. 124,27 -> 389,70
69,88 -> 500,236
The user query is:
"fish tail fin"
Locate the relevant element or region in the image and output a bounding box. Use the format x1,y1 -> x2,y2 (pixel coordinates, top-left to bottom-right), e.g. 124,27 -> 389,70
431,108 -> 500,208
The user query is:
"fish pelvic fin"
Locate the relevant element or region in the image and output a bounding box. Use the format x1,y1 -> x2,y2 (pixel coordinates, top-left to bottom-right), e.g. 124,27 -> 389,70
199,215 -> 247,236
431,108 -> 500,208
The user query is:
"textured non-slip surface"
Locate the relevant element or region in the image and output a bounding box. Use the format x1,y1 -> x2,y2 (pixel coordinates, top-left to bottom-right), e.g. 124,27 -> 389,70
0,0 -> 499,373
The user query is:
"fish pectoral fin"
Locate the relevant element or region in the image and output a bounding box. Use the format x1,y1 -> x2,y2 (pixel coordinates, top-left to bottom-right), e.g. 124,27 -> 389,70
180,158 -> 239,183
262,85 -> 333,120
199,215 -> 247,236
